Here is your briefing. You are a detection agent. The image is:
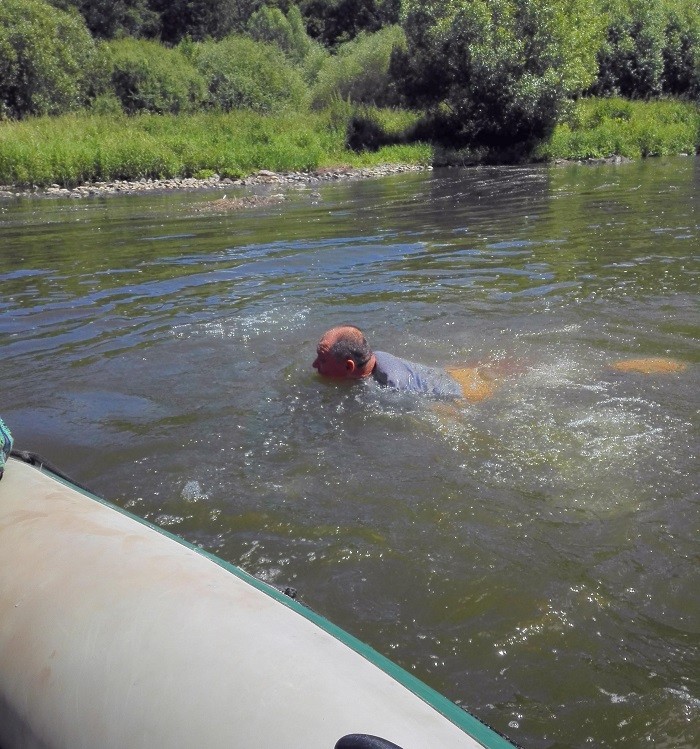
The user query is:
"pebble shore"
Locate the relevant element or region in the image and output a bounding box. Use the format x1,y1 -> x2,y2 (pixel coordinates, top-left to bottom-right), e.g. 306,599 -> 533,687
0,163 -> 429,201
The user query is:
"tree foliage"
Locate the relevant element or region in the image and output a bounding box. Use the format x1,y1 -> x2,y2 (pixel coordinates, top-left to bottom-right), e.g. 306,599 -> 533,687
591,0 -> 700,98
247,5 -> 314,62
0,0 -> 97,119
299,0 -> 400,48
48,0 -> 159,39
1,0 -> 698,141
311,25 -> 405,108
100,38 -> 207,114
194,35 -> 308,112
662,0 -> 700,97
394,0 -> 605,146
150,0 -> 260,44
592,0 -> 666,97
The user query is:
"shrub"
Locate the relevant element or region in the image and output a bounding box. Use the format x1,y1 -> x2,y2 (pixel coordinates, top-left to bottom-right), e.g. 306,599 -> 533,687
245,6 -> 328,84
150,0 -> 257,44
89,93 -> 125,115
100,38 -> 207,115
592,0 -> 666,98
311,25 -> 406,108
301,43 -> 332,85
47,0 -> 159,39
247,6 -> 311,62
591,0 -> 700,99
300,0 -> 400,48
661,0 -> 700,97
395,0 -> 605,146
195,35 -> 309,113
0,0 -> 96,119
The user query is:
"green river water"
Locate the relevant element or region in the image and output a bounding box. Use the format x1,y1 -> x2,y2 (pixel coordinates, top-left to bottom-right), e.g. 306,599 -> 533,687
1,157 -> 698,748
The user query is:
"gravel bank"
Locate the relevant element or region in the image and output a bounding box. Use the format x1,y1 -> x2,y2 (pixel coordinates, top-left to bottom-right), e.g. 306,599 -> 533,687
0,163 -> 429,200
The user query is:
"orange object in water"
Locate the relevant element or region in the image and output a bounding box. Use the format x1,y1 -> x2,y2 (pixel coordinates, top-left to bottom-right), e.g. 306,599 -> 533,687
610,357 -> 687,374
445,366 -> 496,402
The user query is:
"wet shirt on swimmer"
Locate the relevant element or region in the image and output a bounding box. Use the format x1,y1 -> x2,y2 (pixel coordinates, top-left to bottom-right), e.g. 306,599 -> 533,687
372,351 -> 462,398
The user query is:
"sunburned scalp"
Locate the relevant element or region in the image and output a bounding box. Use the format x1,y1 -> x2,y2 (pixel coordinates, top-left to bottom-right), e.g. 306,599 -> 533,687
322,326 -> 373,368
313,325 -> 375,379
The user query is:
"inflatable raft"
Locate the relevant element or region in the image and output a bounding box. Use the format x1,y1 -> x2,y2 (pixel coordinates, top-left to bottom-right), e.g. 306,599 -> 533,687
0,454 -> 516,749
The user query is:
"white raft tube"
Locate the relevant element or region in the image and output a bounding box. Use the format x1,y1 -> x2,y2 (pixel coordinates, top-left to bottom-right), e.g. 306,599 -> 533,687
0,456 -> 516,749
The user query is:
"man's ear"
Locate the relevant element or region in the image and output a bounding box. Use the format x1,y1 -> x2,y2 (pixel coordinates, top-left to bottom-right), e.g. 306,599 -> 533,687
345,359 -> 356,373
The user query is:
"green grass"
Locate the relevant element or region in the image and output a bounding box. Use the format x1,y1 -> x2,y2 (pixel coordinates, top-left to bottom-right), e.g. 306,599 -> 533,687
0,98 -> 697,188
538,98 -> 700,160
0,107 -> 430,187
0,110 -> 332,186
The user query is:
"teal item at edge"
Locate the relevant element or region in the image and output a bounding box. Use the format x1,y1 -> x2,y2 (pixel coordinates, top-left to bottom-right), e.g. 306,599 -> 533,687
0,419 -> 12,476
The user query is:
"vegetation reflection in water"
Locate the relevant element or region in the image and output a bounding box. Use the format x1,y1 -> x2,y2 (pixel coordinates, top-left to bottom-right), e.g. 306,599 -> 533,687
1,157 -> 698,748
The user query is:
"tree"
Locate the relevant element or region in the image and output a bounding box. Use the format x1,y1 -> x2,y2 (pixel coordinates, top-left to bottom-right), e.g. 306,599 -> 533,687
101,38 -> 207,114
592,0 -> 666,98
195,35 -> 308,112
662,0 -> 700,97
47,0 -> 160,39
590,0 -> 700,99
311,25 -> 405,108
394,0 -> 605,146
0,0 -> 96,119
300,0 -> 400,48
247,5 -> 314,62
150,0 -> 261,44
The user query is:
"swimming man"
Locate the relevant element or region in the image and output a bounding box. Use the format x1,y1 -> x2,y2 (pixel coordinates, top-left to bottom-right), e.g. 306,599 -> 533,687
312,325 -> 496,401
312,326 -> 688,403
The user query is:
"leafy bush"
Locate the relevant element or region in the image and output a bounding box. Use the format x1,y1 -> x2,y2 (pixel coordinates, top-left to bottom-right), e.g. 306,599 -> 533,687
89,93 -> 126,115
47,0 -> 159,39
394,0 -> 605,146
311,25 -> 406,108
247,6 -> 314,62
246,6 -> 329,84
149,0 -> 257,44
195,35 -> 309,113
300,0 -> 400,48
661,0 -> 700,97
0,0 -> 97,119
592,0 -> 666,98
591,0 -> 700,98
301,43 -> 332,85
100,38 -> 207,114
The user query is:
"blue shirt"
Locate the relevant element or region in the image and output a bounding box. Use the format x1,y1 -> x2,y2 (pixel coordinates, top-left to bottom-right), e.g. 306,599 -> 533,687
372,351 -> 462,398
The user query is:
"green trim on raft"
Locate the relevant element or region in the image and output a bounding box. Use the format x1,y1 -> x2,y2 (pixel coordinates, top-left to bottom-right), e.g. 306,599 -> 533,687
25,457 -> 516,749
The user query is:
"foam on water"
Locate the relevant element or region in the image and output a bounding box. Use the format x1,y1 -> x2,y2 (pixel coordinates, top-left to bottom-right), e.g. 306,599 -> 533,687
407,347 -> 695,517
181,479 -> 208,502
173,304 -> 310,341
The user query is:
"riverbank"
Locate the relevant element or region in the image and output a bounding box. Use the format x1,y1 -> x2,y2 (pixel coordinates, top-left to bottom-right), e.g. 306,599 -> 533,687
0,108 -> 431,195
3,152 -> 698,203
0,99 -> 696,199
0,163 -> 428,200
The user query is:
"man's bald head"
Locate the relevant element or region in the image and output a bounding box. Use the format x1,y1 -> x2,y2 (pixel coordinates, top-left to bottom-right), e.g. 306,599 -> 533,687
313,326 -> 375,379
322,326 -> 373,366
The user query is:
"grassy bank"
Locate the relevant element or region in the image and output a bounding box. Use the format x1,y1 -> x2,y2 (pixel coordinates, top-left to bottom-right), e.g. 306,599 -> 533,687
0,107 -> 429,188
0,99 -> 697,189
539,98 -> 700,160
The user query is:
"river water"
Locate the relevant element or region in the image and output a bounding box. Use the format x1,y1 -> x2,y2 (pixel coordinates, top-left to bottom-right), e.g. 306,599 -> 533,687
1,157 -> 698,748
